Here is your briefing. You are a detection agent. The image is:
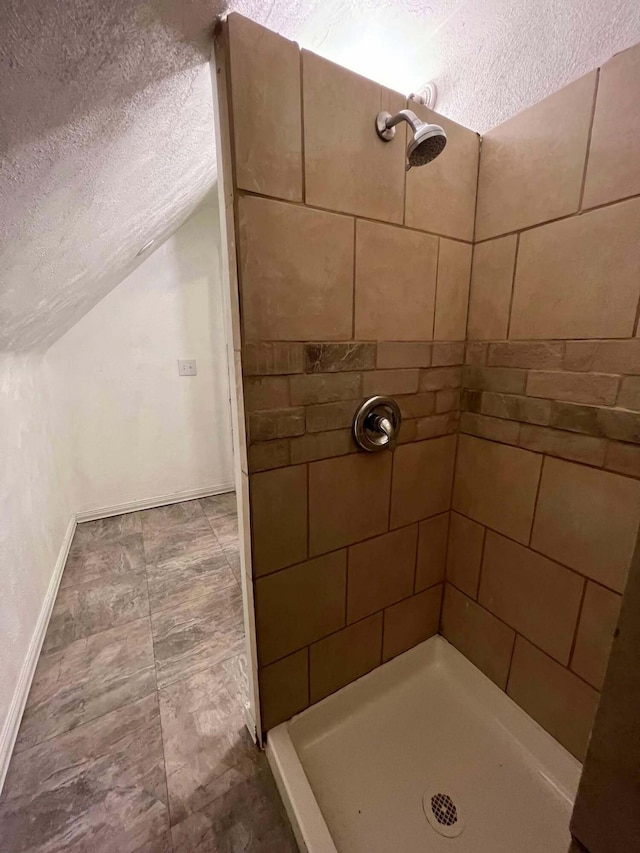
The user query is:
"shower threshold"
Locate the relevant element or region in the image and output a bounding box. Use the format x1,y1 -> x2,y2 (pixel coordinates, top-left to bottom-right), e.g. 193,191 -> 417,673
266,635 -> 581,853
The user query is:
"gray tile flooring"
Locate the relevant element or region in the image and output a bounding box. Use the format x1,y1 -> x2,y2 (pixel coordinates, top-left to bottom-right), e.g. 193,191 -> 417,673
0,494 -> 298,852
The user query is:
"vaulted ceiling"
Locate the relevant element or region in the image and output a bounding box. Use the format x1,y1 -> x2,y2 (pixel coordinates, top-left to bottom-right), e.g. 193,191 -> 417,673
2,0 -> 640,352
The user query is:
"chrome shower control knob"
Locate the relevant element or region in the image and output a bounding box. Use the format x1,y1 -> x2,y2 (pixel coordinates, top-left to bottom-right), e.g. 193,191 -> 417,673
353,396 -> 402,452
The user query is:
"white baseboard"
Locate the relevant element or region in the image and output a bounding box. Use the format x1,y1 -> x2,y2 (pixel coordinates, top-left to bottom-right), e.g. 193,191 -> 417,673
75,482 -> 235,523
0,481 -> 236,793
0,514 -> 77,792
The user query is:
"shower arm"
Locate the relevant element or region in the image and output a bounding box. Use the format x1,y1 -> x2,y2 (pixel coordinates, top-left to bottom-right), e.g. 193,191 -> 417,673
376,109 -> 423,141
383,110 -> 422,132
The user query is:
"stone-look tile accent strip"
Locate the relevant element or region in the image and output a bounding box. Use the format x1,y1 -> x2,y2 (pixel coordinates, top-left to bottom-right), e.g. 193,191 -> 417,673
459,342 -> 640,473
241,340 -> 464,474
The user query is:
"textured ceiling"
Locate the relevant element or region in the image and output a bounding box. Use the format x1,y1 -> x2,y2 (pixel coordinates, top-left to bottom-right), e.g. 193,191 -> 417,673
2,0 -> 640,351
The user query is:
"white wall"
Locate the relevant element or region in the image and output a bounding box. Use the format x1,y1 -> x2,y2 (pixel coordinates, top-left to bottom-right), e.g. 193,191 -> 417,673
47,198 -> 234,515
0,353 -> 74,773
0,197 -> 233,785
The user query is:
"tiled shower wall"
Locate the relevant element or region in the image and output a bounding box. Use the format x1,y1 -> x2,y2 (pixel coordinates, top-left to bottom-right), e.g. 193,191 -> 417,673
216,14 -> 640,758
215,13 -> 479,732
445,42 -> 640,761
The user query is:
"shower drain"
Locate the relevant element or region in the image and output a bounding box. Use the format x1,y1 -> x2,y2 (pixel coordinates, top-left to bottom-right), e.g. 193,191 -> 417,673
423,789 -> 464,838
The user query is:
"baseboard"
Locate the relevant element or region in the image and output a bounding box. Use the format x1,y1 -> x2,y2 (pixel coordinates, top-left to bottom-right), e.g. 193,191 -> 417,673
0,514 -> 77,793
0,481 -> 235,792
75,482 -> 235,523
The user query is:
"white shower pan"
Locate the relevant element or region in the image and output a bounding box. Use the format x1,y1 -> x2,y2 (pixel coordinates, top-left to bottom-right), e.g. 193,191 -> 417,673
266,635 -> 581,853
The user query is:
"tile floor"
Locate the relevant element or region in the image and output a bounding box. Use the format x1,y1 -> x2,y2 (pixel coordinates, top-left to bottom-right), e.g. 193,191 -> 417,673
0,494 -> 298,852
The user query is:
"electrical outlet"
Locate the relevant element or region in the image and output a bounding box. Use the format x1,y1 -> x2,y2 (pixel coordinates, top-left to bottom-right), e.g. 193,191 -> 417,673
178,359 -> 197,376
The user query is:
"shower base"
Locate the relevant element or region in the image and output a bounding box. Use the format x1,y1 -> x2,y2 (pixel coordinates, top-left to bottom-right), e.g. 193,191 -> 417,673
266,635 -> 581,853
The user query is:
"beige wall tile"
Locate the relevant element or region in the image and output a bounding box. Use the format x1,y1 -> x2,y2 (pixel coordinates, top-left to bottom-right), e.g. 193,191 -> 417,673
583,43 -> 640,209
531,457 -> 640,593
526,371 -> 619,406
489,341 -> 565,370
405,105 -> 479,241
476,72 -> 597,241
228,14 -> 302,201
303,51 -> 405,222
377,342 -> 432,369
605,441 -> 640,478
244,377 -> 290,412
290,373 -> 361,406
390,436 -> 456,528
572,582 -> 622,690
463,365 -> 527,394
480,532 -> 584,664
398,392 -> 436,419
432,342 -> 465,367
507,637 -> 599,761
249,439 -> 290,473
260,649 -> 309,731
468,235 -> 518,340
510,198 -> 640,340
453,435 -> 542,544
415,411 -> 459,440
347,526 -> 418,622
362,369 -> 420,397
249,408 -> 305,442
434,239 -> 472,341
564,339 -> 640,374
305,343 -> 375,374
239,195 -> 354,341
309,452 -> 392,555
289,429 -> 355,465
519,425 -> 607,468
310,613 -> 383,702
460,412 -> 521,446
242,342 -> 304,376
250,465 -> 307,576
480,391 -> 551,426
446,512 -> 485,598
306,400 -> 360,433
441,584 -> 515,689
382,585 -> 442,662
416,513 -> 449,591
617,376 -> 640,411
549,401 -> 640,445
435,388 -> 461,414
419,366 -> 462,391
354,220 -> 438,341
255,550 -> 347,664
465,342 -> 489,366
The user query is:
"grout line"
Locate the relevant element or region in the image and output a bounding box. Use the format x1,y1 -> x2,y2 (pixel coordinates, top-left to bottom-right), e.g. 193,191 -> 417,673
504,631 -> 518,694
474,187 -> 640,245
505,233 -> 520,340
459,416 -> 640,482
432,237 -> 441,341
632,292 -> 640,338
261,580 -> 445,671
305,462 -> 311,561
450,505 -> 623,595
351,218 -> 357,340
474,524 -> 488,601
13,615 -> 158,757
299,49 -> 306,203
441,511 -> 452,593
235,188 -> 474,245
567,578 -> 589,671
578,68 -> 600,212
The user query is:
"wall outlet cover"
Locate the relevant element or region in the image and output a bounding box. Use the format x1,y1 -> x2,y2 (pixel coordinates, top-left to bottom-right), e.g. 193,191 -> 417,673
178,359 -> 197,376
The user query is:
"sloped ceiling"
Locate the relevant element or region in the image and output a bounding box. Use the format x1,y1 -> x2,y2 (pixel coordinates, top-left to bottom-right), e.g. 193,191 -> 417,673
2,0 -> 640,352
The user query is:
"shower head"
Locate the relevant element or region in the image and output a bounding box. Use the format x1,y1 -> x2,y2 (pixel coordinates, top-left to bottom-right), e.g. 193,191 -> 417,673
375,109 -> 447,170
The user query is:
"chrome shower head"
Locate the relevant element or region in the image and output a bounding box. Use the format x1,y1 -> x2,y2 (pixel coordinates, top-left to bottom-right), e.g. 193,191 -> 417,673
376,109 -> 447,170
